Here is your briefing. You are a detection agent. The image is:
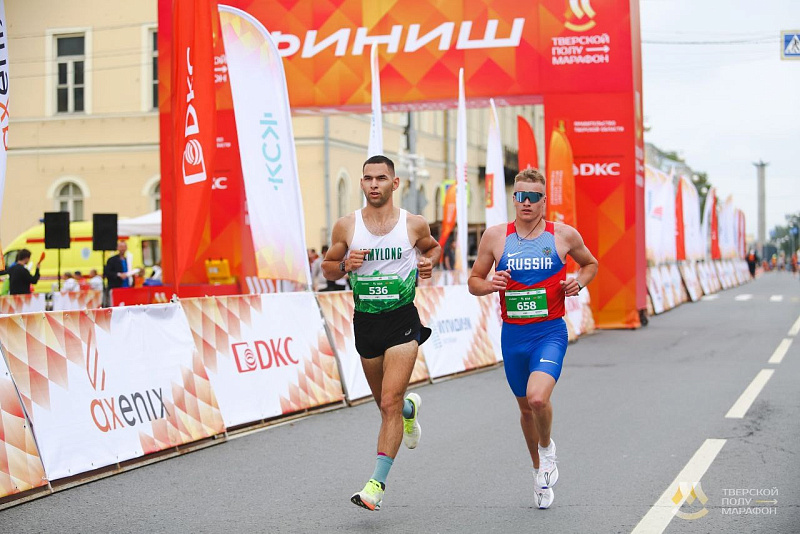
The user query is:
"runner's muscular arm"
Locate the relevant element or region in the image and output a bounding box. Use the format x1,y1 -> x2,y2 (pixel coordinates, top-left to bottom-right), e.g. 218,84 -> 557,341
409,214 -> 440,279
557,224 -> 598,297
322,215 -> 357,281
468,225 -> 508,296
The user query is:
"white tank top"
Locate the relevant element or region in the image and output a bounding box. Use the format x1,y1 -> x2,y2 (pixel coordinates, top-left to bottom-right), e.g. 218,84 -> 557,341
348,208 -> 418,313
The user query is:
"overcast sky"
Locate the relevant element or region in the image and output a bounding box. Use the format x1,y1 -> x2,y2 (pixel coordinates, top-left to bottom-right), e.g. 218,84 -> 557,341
640,0 -> 799,237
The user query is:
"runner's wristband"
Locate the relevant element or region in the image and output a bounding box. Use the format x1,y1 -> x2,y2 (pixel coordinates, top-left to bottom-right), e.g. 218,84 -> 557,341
576,281 -> 583,291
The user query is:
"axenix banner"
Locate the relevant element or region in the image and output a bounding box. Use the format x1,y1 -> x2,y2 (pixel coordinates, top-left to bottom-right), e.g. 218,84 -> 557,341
0,306 -> 225,481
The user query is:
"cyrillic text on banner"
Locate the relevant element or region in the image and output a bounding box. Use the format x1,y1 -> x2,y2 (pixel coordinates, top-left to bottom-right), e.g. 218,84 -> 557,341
220,6 -> 311,288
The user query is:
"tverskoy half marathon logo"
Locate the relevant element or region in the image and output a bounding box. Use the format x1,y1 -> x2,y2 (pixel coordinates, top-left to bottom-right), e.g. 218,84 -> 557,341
564,0 -> 597,32
182,47 -> 208,185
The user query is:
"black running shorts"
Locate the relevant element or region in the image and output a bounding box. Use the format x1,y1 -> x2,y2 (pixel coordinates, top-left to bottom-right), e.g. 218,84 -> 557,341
353,303 -> 432,359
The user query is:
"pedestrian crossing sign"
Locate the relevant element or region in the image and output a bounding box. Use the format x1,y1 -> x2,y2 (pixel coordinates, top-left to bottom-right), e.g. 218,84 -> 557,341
782,31 -> 800,60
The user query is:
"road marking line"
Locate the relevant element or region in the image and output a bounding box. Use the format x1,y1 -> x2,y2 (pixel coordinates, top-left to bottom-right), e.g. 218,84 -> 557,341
768,338 -> 792,364
770,295 -> 784,302
725,369 -> 775,419
789,314 -> 800,336
734,294 -> 753,301
631,439 -> 726,534
702,295 -> 719,301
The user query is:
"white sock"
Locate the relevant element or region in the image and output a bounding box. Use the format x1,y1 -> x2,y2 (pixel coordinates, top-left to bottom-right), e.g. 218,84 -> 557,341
539,440 -> 553,452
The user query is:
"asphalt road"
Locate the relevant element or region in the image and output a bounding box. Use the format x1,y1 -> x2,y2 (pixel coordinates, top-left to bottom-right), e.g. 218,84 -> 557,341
2,272 -> 799,533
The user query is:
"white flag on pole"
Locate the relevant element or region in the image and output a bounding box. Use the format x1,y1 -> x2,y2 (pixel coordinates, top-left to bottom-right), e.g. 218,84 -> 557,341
484,99 -> 507,229
220,6 -> 312,288
0,0 -> 9,266
368,43 -> 383,157
455,68 -> 469,275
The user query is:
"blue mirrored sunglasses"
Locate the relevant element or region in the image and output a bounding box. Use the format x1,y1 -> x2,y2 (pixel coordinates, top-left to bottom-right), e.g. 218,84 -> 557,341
513,191 -> 544,203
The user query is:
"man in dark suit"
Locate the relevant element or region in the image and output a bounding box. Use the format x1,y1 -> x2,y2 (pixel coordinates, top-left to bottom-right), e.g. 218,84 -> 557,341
0,249 -> 42,294
104,241 -> 130,289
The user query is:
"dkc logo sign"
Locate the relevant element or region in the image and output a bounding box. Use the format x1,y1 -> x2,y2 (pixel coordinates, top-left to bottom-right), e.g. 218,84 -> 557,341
572,162 -> 621,177
231,338 -> 299,373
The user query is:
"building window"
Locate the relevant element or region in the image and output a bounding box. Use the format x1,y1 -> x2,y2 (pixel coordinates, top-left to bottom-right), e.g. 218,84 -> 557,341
151,30 -> 158,109
56,182 -> 84,221
337,176 -> 348,218
151,181 -> 161,211
56,35 -> 85,113
435,186 -> 442,221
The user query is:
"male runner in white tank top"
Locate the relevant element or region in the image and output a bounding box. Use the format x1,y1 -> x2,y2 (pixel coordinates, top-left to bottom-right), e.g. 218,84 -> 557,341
469,168 -> 598,509
323,155 -> 441,511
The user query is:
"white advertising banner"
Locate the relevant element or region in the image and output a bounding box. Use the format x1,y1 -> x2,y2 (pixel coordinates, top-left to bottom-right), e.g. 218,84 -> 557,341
680,177 -> 704,261
647,267 -> 665,314
0,0 -> 8,264
644,165 -> 664,265
679,262 -> 702,302
367,43 -> 383,157
0,305 -> 225,481
220,6 -> 311,287
182,293 -> 344,428
718,197 -> 737,260
416,286 -> 502,380
659,265 -> 676,310
484,99 -> 508,229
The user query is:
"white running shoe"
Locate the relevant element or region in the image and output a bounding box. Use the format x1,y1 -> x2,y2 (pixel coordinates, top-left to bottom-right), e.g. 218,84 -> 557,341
402,392 -> 422,449
537,440 -> 559,488
533,483 -> 555,509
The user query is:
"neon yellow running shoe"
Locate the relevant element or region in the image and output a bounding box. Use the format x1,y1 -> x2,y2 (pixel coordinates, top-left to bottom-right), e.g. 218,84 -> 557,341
403,392 -> 422,449
351,479 -> 384,511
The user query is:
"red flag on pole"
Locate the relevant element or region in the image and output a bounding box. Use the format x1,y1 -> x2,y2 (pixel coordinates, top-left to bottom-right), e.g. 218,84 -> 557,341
168,0 -> 217,287
675,178 -> 686,261
517,115 -> 538,170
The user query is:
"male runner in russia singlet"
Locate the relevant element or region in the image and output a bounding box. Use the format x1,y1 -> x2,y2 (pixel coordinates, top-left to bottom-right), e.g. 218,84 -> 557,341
468,168 -> 598,509
323,155 -> 440,512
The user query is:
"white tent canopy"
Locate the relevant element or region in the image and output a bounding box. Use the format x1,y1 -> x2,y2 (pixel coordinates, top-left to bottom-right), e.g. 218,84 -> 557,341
117,210 -> 161,236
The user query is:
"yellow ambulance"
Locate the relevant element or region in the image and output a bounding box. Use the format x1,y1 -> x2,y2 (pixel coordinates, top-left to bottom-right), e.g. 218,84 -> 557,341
2,218 -> 161,293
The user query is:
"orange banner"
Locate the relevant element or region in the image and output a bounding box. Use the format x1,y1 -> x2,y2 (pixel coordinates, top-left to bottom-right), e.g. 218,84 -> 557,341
710,195 -> 721,260
438,183 -> 457,251
162,0 -> 218,287
675,178 -> 686,261
546,120 -> 576,228
517,115 -> 538,170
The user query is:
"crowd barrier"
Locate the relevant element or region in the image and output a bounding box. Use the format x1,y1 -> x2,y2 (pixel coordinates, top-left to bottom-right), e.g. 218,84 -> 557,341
50,291 -> 103,311
181,293 -> 344,427
0,284 -> 597,503
0,294 -> 46,315
647,259 -> 750,315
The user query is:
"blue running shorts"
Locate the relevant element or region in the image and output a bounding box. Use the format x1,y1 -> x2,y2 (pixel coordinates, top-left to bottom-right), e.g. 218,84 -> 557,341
501,318 -> 568,397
